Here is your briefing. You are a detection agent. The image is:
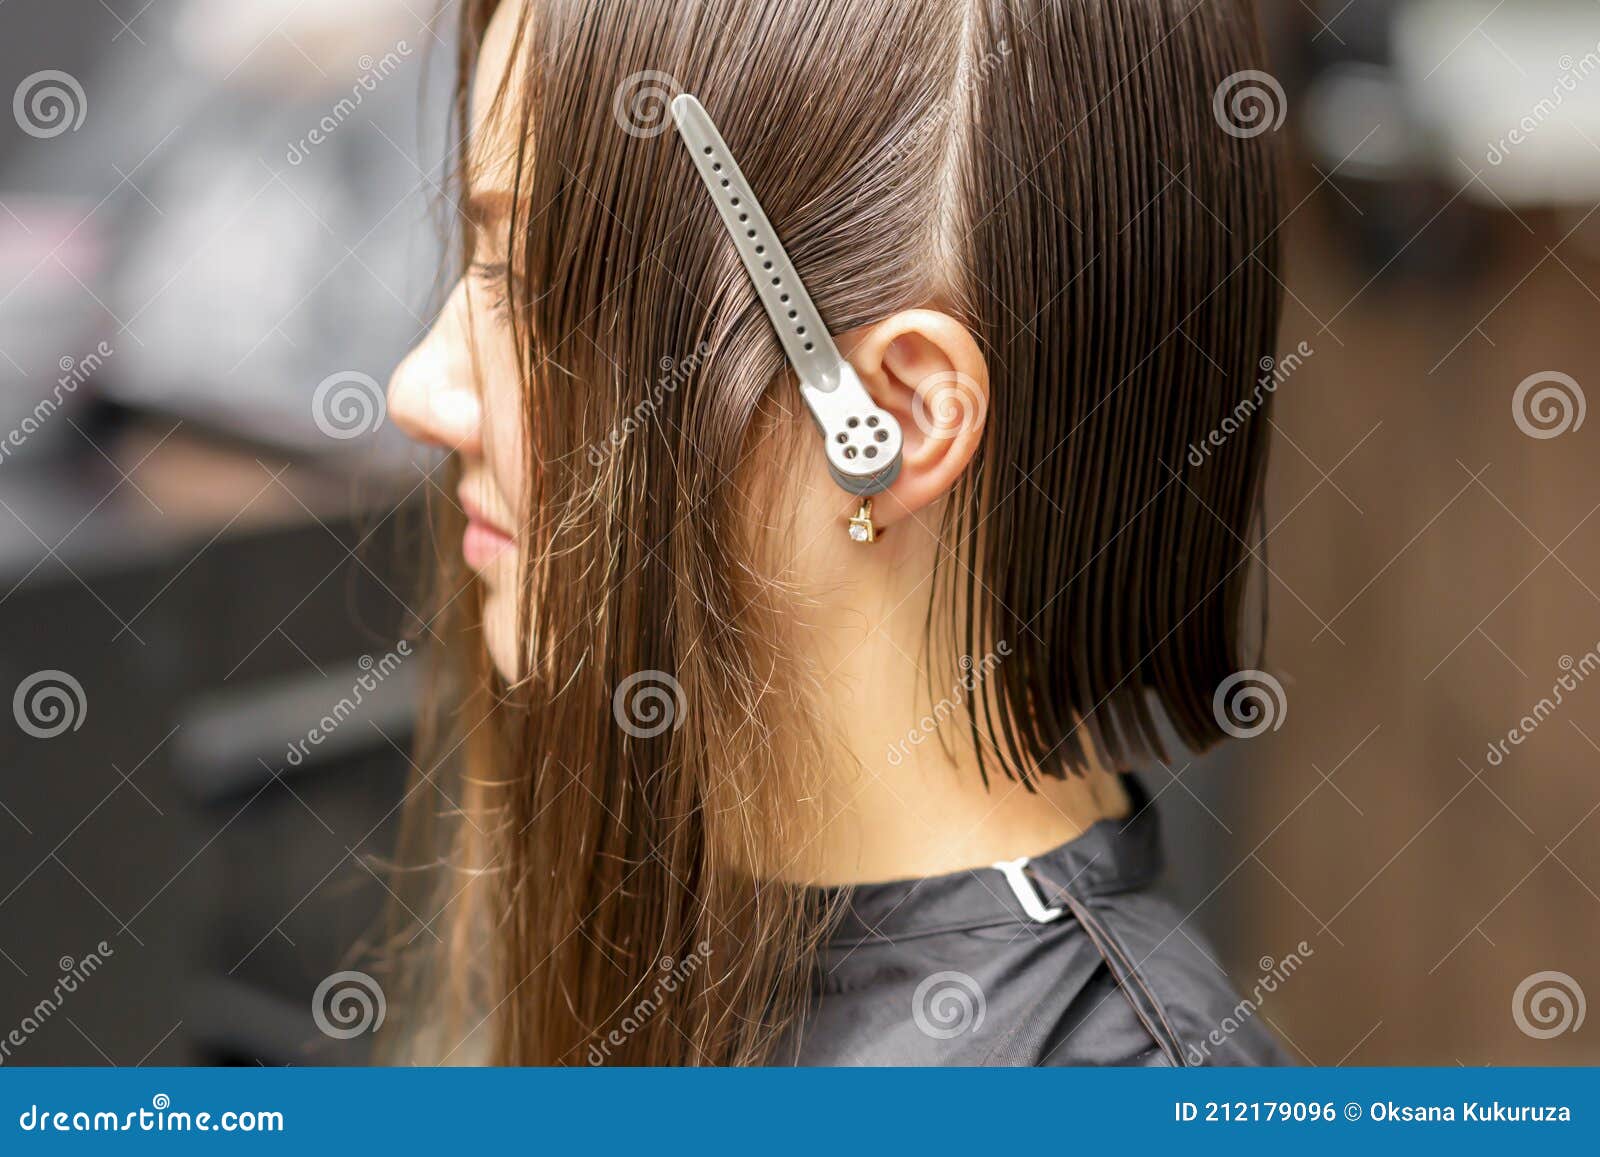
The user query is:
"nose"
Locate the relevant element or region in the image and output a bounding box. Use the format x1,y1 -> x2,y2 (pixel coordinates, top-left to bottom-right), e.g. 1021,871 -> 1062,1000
388,286 -> 483,456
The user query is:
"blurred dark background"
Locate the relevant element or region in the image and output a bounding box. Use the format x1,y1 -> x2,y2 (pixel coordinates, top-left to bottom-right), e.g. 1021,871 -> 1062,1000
1,0 -> 1598,1066
0,0 -> 448,1065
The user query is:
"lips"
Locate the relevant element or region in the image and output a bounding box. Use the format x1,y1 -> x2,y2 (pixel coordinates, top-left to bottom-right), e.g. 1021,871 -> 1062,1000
458,488 -> 514,570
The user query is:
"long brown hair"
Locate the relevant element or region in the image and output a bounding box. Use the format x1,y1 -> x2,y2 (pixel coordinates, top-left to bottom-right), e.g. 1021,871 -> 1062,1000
392,0 -> 1281,1065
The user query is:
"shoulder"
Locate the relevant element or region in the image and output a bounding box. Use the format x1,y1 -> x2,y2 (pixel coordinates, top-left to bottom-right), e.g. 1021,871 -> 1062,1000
795,891 -> 1292,1067
1042,886 -> 1295,1067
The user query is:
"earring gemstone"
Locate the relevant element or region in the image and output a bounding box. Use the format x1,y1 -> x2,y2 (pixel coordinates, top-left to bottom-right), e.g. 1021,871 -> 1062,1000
847,500 -> 876,543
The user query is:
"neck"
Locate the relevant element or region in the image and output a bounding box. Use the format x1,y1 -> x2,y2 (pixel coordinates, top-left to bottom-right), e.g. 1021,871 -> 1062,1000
773,507 -> 1131,886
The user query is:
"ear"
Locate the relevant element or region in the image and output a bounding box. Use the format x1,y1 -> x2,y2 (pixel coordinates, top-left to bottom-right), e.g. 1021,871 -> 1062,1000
843,310 -> 989,528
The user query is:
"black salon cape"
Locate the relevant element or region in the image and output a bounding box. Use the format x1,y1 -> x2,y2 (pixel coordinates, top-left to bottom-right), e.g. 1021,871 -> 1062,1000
786,778 -> 1292,1066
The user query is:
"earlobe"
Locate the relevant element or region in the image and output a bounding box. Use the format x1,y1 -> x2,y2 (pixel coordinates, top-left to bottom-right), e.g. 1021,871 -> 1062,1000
844,310 -> 989,528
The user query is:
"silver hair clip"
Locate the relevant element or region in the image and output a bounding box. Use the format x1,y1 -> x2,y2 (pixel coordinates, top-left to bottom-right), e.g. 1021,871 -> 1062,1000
670,94 -> 903,539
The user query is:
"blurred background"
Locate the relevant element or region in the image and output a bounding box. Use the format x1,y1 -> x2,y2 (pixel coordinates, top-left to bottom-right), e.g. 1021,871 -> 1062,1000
0,0 -> 1597,1066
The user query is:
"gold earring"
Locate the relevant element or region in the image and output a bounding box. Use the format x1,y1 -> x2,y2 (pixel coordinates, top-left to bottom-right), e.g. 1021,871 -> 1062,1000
847,499 -> 878,543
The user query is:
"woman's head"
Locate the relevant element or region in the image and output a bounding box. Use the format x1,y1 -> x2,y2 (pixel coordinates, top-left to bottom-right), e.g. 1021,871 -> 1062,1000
387,0 -> 1280,1064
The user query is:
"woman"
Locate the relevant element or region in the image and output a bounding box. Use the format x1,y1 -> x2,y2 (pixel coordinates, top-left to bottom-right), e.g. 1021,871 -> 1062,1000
385,0 -> 1288,1066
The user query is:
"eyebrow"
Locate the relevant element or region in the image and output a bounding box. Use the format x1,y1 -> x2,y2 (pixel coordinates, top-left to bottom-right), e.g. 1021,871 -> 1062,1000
464,191 -> 514,232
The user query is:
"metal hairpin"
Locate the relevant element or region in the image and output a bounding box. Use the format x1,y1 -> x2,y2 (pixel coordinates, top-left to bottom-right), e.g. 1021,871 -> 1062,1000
670,94 -> 903,539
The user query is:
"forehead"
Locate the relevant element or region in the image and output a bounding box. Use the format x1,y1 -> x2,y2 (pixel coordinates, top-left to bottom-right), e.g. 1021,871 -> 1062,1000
469,0 -> 528,195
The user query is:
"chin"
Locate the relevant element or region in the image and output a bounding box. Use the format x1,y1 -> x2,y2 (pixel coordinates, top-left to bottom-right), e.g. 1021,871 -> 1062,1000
481,582 -> 522,683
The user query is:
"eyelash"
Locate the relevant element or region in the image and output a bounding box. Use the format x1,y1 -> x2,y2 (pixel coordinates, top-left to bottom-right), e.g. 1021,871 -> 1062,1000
470,261 -> 511,315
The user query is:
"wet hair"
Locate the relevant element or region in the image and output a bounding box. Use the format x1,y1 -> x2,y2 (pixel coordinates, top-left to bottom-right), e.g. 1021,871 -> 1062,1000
395,0 -> 1281,1065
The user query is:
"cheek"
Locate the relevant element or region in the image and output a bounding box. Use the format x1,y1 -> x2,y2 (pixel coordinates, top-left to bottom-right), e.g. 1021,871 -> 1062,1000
468,313 -> 530,517
480,381 -> 527,520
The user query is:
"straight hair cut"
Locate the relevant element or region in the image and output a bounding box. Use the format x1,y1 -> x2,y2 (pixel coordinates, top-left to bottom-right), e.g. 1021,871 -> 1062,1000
389,0 -> 1283,1066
